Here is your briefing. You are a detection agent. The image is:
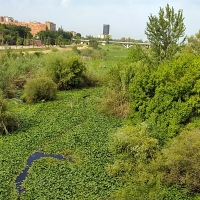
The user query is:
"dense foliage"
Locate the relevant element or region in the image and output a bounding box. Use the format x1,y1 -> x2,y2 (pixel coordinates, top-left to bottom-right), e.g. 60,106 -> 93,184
159,128 -> 200,192
130,53 -> 200,142
107,124 -> 158,177
97,6 -> 200,198
99,60 -> 134,118
100,45 -> 148,118
106,124 -> 195,199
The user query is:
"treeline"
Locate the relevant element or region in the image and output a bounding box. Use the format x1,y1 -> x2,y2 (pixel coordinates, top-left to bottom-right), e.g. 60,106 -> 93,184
36,28 -> 76,46
119,37 -> 143,43
0,24 -> 32,45
0,24 -> 80,46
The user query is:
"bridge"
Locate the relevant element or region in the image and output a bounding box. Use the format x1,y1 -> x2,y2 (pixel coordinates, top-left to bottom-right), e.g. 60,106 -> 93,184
78,39 -> 150,48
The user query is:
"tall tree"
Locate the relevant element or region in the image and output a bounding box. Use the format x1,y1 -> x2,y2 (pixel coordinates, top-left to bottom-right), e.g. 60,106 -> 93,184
145,4 -> 186,63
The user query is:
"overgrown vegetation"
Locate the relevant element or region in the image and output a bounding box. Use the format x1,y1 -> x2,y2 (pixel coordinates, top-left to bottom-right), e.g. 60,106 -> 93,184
2,3 -> 200,199
95,4 -> 200,199
159,128 -> 200,193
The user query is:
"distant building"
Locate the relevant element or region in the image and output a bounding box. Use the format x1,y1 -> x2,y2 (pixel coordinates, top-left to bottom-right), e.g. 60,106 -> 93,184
103,24 -> 110,35
45,21 -> 56,31
0,16 -> 56,36
98,34 -> 112,39
98,34 -> 105,39
71,31 -> 77,36
0,16 -> 15,22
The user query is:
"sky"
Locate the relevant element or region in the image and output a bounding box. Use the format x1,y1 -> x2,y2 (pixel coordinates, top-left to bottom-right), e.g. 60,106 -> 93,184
0,0 -> 200,40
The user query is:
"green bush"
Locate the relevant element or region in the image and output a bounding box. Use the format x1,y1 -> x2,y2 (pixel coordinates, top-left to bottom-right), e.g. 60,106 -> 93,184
160,128 -> 200,192
80,48 -> 93,57
130,53 -> 200,143
23,77 -> 57,103
100,60 -> 135,118
34,51 -> 44,57
107,124 -> 195,199
107,124 -> 158,177
80,48 -> 107,60
0,91 -> 18,134
99,45 -> 150,118
106,124 -> 163,199
82,69 -> 103,87
72,46 -> 80,54
89,38 -> 99,49
45,53 -> 86,90
90,49 -> 107,60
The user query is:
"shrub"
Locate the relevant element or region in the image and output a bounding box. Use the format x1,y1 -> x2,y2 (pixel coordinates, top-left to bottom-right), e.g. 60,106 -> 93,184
90,50 -> 102,60
72,46 -> 80,54
130,53 -> 200,143
90,49 -> 107,60
23,77 -> 57,103
45,53 -> 86,90
99,60 -> 135,118
80,48 -> 93,57
89,38 -> 98,49
160,128 -> 200,192
99,89 -> 130,118
107,124 -> 195,199
80,48 -> 107,60
0,91 -> 18,134
107,124 -> 158,177
82,69 -> 103,87
106,124 -> 163,199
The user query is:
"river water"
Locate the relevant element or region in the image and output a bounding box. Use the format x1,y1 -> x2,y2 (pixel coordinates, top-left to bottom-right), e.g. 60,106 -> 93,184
15,152 -> 67,195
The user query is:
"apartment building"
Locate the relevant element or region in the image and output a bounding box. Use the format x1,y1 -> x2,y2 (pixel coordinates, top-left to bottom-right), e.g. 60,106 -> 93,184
45,21 -> 56,31
0,16 -> 15,22
0,16 -> 56,36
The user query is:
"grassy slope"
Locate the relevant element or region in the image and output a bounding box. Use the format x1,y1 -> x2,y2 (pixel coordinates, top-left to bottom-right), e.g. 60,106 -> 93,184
0,45 -> 127,199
